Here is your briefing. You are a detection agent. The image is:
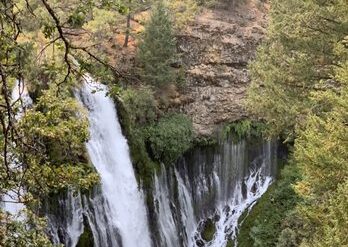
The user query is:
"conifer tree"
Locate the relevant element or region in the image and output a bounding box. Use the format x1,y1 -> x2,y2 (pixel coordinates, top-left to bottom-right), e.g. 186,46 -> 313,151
137,0 -> 176,87
246,0 -> 348,246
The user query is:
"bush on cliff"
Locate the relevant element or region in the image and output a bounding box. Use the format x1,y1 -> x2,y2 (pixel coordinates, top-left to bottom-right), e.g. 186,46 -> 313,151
144,113 -> 193,165
120,86 -> 157,126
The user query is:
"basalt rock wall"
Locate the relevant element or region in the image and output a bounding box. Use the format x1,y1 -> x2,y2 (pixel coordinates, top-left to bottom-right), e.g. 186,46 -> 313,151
177,0 -> 269,135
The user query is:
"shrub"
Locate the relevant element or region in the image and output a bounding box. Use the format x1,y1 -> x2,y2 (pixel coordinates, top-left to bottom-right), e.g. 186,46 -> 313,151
83,8 -> 118,41
120,86 -> 157,126
222,119 -> 267,141
144,114 -> 193,164
168,0 -> 198,29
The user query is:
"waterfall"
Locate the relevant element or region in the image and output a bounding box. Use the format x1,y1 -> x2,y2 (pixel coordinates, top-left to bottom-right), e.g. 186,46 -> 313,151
154,137 -> 278,247
153,166 -> 180,247
1,80 -> 32,217
65,193 -> 84,247
47,191 -> 84,247
81,189 -> 122,247
204,140 -> 275,246
209,164 -> 272,246
175,169 -> 197,247
44,77 -> 278,247
75,77 -> 152,247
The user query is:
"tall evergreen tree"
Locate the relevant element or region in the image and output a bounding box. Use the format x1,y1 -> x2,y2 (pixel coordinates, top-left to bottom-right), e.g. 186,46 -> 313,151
247,0 -> 348,246
137,0 -> 176,87
247,0 -> 348,138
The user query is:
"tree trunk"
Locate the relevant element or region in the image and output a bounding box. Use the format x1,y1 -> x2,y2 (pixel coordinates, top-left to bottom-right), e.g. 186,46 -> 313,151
123,11 -> 131,47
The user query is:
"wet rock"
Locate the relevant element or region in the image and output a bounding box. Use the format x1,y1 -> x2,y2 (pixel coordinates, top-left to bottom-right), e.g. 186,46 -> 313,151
212,212 -> 220,222
196,239 -> 205,247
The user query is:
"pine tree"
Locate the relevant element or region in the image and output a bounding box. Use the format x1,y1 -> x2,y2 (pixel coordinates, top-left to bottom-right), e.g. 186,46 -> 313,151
137,0 -> 176,87
247,0 -> 348,138
246,0 -> 348,246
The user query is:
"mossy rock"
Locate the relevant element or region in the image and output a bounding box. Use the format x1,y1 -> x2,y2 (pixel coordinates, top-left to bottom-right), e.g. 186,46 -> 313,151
76,216 -> 94,247
226,239 -> 235,247
237,164 -> 300,247
201,218 -> 216,242
113,95 -> 157,186
193,136 -> 218,147
76,230 -> 93,247
220,119 -> 267,142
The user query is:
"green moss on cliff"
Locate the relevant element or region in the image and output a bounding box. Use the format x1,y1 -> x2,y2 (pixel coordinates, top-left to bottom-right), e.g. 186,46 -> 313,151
221,119 -> 267,142
193,136 -> 218,147
237,164 -> 300,247
76,228 -> 93,247
226,239 -> 234,247
144,113 -> 194,165
201,218 -> 216,242
76,215 -> 94,247
113,95 -> 157,187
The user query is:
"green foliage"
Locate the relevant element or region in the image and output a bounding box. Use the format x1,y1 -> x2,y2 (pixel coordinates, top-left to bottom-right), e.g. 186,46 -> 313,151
312,180 -> 348,247
83,8 -> 118,41
201,218 -> 216,242
0,0 -> 130,244
120,86 -> 157,126
246,0 -> 348,246
137,0 -> 177,87
222,120 -> 267,141
277,228 -> 298,247
67,8 -> 87,28
168,0 -> 199,29
291,68 -> 348,246
16,86 -> 98,196
144,113 -> 194,165
237,165 -> 301,247
0,210 -> 55,247
247,0 -> 348,139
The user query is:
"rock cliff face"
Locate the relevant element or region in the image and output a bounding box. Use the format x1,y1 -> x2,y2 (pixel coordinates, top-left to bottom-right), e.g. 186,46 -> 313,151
101,0 -> 269,136
178,0 -> 268,136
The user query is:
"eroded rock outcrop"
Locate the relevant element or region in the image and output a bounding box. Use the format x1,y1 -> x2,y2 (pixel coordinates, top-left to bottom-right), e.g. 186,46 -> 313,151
101,0 -> 269,136
178,0 -> 269,136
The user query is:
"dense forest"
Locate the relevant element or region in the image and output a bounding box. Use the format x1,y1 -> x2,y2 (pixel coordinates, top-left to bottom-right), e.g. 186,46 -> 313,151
0,0 -> 347,247
241,1 -> 348,246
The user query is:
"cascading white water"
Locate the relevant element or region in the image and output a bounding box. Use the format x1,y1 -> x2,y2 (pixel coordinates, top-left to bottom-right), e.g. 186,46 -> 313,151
203,140 -> 274,247
65,192 -> 84,247
154,138 -> 277,247
77,76 -> 152,247
207,167 -> 272,246
1,80 -> 32,217
175,169 -> 197,247
47,191 -> 84,247
1,190 -> 25,217
154,166 -> 180,247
